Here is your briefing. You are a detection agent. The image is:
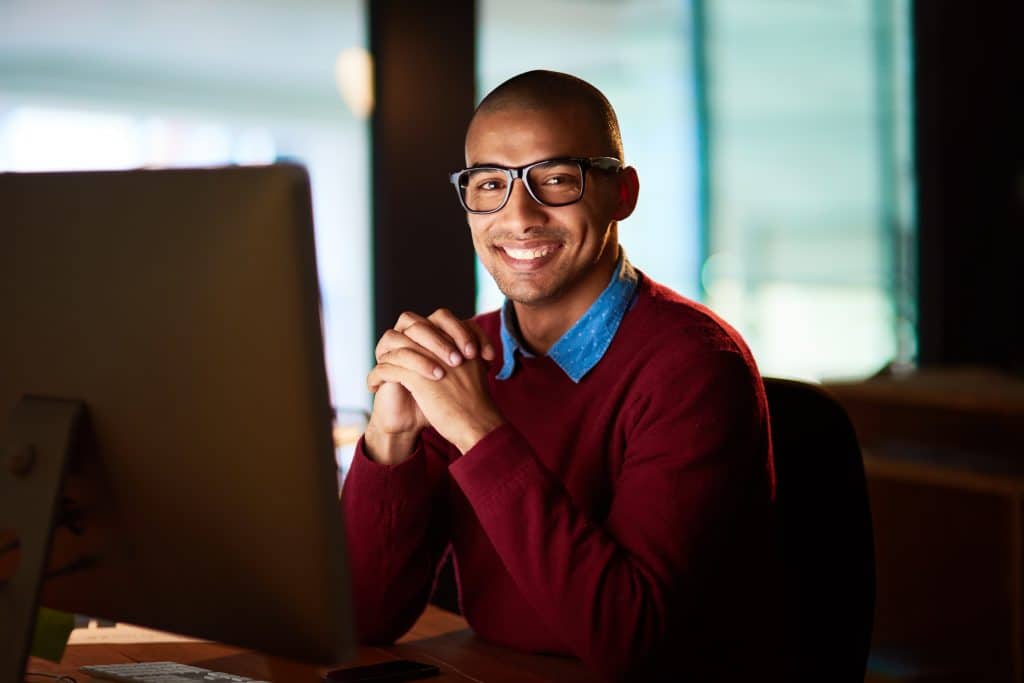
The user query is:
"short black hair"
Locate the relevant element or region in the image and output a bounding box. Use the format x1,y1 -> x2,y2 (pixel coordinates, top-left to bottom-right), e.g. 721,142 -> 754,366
473,70 -> 624,160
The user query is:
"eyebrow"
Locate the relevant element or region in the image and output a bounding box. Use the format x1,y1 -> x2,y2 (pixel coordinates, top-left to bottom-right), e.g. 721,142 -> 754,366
463,155 -> 578,169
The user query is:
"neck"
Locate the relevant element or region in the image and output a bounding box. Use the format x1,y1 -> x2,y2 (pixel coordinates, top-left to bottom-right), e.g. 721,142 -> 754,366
511,245 -> 620,355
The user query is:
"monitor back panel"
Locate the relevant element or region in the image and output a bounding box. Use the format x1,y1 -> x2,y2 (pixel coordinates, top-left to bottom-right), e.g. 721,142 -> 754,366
0,165 -> 353,663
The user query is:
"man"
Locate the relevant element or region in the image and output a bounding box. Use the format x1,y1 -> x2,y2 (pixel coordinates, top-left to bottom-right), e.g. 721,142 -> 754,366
341,70 -> 781,681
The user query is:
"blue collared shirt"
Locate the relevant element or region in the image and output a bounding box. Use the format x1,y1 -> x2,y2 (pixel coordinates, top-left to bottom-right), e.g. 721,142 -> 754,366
497,253 -> 639,383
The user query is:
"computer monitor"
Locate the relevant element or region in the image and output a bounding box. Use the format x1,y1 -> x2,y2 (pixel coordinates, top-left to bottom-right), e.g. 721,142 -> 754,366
0,164 -> 355,678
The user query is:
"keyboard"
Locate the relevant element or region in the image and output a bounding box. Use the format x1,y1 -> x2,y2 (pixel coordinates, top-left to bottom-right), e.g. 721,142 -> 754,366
80,661 -> 270,682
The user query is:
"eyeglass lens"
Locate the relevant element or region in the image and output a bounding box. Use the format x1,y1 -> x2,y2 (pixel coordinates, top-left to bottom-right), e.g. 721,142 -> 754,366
459,160 -> 583,212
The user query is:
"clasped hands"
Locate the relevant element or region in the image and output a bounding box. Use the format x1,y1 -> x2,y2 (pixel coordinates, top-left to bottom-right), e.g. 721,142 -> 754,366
365,309 -> 506,464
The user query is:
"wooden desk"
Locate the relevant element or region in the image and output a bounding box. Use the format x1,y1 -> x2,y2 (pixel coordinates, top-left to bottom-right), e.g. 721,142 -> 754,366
23,606 -> 597,682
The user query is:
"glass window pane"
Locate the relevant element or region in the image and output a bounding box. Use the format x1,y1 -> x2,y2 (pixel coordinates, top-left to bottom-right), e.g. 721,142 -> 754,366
701,0 -> 915,380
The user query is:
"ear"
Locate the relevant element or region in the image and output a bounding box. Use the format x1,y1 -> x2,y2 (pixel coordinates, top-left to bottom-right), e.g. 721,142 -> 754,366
611,166 -> 639,221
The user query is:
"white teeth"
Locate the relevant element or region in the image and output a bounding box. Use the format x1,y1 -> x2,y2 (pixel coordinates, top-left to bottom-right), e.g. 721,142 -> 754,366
503,246 -> 554,260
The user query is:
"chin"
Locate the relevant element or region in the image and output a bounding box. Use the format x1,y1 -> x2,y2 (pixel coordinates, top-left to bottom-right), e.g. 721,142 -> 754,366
496,280 -> 565,307
483,257 -> 575,307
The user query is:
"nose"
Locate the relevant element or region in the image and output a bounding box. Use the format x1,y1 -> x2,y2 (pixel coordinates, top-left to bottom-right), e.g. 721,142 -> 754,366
500,176 -> 547,227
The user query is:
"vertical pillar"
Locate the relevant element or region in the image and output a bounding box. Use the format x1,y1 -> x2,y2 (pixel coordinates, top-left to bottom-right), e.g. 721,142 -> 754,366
914,1 -> 1024,369
370,1 -> 478,337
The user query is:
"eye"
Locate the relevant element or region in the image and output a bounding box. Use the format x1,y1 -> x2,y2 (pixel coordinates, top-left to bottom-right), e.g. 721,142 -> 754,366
466,170 -> 506,193
542,174 -> 571,186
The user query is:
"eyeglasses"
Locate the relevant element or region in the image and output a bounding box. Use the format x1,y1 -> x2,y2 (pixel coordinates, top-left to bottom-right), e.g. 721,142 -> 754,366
449,156 -> 623,214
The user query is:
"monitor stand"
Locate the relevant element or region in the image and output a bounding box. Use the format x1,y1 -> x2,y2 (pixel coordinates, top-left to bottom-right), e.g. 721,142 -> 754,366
0,397 -> 85,682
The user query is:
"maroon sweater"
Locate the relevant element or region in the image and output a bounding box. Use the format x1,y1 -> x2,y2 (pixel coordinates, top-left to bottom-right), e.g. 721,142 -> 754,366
340,275 -> 782,681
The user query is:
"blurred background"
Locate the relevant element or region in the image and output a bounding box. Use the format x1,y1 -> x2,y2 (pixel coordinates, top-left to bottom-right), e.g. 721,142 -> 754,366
0,0 -> 917,408
2,1 -> 1021,681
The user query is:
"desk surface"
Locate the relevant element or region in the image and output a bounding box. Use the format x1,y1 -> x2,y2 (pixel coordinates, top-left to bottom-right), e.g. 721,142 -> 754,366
24,606 -> 597,682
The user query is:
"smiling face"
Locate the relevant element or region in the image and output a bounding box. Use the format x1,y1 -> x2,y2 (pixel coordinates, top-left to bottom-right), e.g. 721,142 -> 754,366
464,104 -> 633,318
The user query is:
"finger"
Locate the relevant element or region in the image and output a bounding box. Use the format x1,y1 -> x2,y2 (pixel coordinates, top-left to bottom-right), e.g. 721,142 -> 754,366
393,310 -> 429,334
390,311 -> 464,366
367,362 -> 423,393
402,320 -> 464,367
378,346 -> 446,381
427,308 -> 482,360
463,319 -> 497,362
375,329 -> 402,362
375,328 -> 443,362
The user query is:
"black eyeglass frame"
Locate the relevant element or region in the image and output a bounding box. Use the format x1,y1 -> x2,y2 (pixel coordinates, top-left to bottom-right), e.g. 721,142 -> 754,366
448,156 -> 623,214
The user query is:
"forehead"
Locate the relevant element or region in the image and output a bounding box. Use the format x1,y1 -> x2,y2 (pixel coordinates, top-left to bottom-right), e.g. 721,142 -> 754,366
465,105 -> 605,167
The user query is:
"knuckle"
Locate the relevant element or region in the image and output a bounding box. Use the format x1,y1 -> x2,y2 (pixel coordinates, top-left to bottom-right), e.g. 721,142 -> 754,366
395,311 -> 420,329
375,331 -> 400,358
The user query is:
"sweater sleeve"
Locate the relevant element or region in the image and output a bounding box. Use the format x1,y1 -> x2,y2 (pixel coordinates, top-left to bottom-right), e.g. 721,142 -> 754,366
339,428 -> 453,644
447,350 -> 772,680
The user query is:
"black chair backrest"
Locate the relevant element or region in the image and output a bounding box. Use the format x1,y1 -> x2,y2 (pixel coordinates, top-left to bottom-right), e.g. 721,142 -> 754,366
764,377 -> 876,681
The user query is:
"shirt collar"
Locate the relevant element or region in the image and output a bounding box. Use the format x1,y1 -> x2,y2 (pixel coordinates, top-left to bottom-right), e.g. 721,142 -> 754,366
497,252 -> 638,383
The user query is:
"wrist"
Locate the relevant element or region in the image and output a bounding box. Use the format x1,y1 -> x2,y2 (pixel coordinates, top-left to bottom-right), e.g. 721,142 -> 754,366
363,423 -> 419,465
452,412 -> 505,455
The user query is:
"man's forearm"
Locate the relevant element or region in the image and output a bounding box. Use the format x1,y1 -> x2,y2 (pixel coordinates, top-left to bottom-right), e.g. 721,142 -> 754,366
340,430 -> 451,643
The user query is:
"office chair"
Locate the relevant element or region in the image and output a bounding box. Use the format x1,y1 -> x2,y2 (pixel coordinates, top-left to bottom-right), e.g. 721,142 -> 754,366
764,377 -> 876,681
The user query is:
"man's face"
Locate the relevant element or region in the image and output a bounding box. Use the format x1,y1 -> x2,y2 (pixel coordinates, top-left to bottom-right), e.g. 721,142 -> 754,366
463,105 -> 623,310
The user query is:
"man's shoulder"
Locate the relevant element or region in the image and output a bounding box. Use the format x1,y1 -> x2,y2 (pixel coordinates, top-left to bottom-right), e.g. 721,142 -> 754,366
628,272 -> 751,358
616,274 -> 767,421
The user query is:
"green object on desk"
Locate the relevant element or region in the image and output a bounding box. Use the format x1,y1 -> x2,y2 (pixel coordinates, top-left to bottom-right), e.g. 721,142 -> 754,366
30,607 -> 75,662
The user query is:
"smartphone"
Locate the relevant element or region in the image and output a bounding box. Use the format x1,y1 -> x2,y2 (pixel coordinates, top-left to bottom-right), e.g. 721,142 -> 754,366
322,659 -> 441,682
